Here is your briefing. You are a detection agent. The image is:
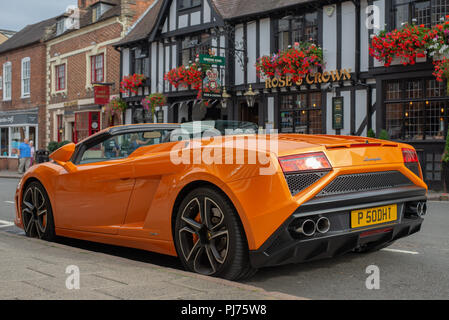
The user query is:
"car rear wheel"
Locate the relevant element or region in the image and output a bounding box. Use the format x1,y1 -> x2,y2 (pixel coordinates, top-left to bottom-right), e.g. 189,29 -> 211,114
174,187 -> 256,280
21,181 -> 56,241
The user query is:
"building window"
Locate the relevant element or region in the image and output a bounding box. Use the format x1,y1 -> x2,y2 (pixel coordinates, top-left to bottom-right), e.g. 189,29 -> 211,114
385,79 -> 448,140
181,34 -> 210,66
91,54 -> 104,83
0,128 -> 9,157
393,0 -> 449,29
277,12 -> 318,51
92,4 -> 102,22
279,92 -> 322,134
56,18 -> 66,35
10,127 -> 26,158
55,64 -> 66,91
3,62 -> 11,101
179,0 -> 201,10
21,57 -> 30,97
57,114 -> 64,143
156,110 -> 164,123
133,47 -> 150,76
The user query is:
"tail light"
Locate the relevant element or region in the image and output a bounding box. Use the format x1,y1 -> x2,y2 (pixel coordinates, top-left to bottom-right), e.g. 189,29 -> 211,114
402,148 -> 419,163
279,152 -> 332,173
402,148 -> 423,178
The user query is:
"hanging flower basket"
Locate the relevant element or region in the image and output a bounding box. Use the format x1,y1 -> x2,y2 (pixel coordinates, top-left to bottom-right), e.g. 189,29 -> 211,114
255,42 -> 324,83
369,24 -> 435,67
164,62 -> 204,99
370,16 -> 449,86
141,93 -> 167,116
105,98 -> 127,126
120,73 -> 146,95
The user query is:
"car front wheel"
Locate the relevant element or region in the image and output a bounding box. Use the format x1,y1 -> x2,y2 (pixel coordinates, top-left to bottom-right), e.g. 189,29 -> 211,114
174,187 -> 256,280
21,181 -> 56,241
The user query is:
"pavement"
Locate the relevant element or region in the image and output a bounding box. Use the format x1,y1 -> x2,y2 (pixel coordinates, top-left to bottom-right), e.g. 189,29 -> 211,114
0,171 -> 22,179
0,230 -> 302,300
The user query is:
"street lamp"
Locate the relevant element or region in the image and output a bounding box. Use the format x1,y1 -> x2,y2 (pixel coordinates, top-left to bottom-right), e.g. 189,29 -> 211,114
221,87 -> 231,109
244,85 -> 258,108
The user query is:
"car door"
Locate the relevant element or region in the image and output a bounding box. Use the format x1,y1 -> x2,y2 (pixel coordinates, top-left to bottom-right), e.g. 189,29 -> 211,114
53,133 -> 136,235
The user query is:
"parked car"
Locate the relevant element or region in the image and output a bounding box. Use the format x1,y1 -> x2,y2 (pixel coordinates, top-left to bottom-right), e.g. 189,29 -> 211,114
14,121 -> 427,280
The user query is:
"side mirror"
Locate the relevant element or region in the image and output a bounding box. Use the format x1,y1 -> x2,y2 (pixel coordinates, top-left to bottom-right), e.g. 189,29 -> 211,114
50,143 -> 76,163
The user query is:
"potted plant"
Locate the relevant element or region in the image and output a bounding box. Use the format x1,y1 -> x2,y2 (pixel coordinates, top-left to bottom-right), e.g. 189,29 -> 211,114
367,128 -> 376,138
141,93 -> 167,116
443,130 -> 449,193
379,129 -> 390,140
105,98 -> 127,126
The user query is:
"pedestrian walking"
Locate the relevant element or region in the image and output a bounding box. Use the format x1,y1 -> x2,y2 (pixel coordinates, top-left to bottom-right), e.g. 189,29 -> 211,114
29,141 -> 35,166
18,138 -> 31,174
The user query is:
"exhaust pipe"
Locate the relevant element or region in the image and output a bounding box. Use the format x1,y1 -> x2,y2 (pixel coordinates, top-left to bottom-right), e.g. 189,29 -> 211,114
316,217 -> 331,234
417,202 -> 427,217
295,219 -> 316,237
406,201 -> 427,218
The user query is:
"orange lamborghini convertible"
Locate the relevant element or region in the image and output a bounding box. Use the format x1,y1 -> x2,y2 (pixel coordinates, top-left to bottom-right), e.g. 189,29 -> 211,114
14,121 -> 427,280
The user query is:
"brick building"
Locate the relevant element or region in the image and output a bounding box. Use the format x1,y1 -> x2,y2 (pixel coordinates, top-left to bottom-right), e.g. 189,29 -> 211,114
0,18 -> 56,171
46,0 -> 154,144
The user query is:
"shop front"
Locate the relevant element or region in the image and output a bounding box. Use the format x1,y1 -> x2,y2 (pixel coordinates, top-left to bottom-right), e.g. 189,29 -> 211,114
0,110 -> 38,171
49,101 -> 105,144
279,91 -> 323,134
74,109 -> 102,143
379,76 -> 449,190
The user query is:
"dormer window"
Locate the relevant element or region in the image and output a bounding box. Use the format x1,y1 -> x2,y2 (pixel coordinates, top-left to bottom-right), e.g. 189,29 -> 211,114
92,5 -> 101,22
178,0 -> 201,11
92,2 -> 113,23
56,18 -> 66,35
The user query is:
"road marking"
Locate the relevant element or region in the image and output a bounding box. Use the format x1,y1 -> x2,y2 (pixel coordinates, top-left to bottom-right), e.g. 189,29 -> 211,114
4,201 -> 14,204
382,248 -> 419,255
0,220 -> 14,228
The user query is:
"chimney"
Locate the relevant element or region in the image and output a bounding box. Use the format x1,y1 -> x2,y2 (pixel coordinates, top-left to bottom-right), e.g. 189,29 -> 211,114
121,0 -> 155,28
78,0 -> 100,9
78,0 -> 87,9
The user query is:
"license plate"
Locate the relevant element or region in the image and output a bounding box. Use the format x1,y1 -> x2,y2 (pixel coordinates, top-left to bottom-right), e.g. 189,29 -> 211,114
351,204 -> 398,229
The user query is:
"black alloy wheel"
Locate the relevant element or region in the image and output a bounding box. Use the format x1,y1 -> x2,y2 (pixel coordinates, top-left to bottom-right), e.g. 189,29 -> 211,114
174,187 -> 256,280
21,182 -> 56,241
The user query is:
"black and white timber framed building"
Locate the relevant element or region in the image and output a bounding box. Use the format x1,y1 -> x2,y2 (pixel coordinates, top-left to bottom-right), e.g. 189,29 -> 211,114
115,0 -> 449,190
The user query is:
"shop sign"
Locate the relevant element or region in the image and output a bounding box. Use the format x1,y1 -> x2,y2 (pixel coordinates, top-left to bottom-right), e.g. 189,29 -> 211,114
202,69 -> 222,99
94,85 -> 110,105
265,68 -> 352,89
64,100 -> 78,108
332,97 -> 344,130
199,54 -> 226,66
0,113 -> 38,125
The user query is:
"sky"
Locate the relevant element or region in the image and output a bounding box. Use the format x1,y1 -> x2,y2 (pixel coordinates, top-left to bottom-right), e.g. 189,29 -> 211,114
0,0 -> 77,32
